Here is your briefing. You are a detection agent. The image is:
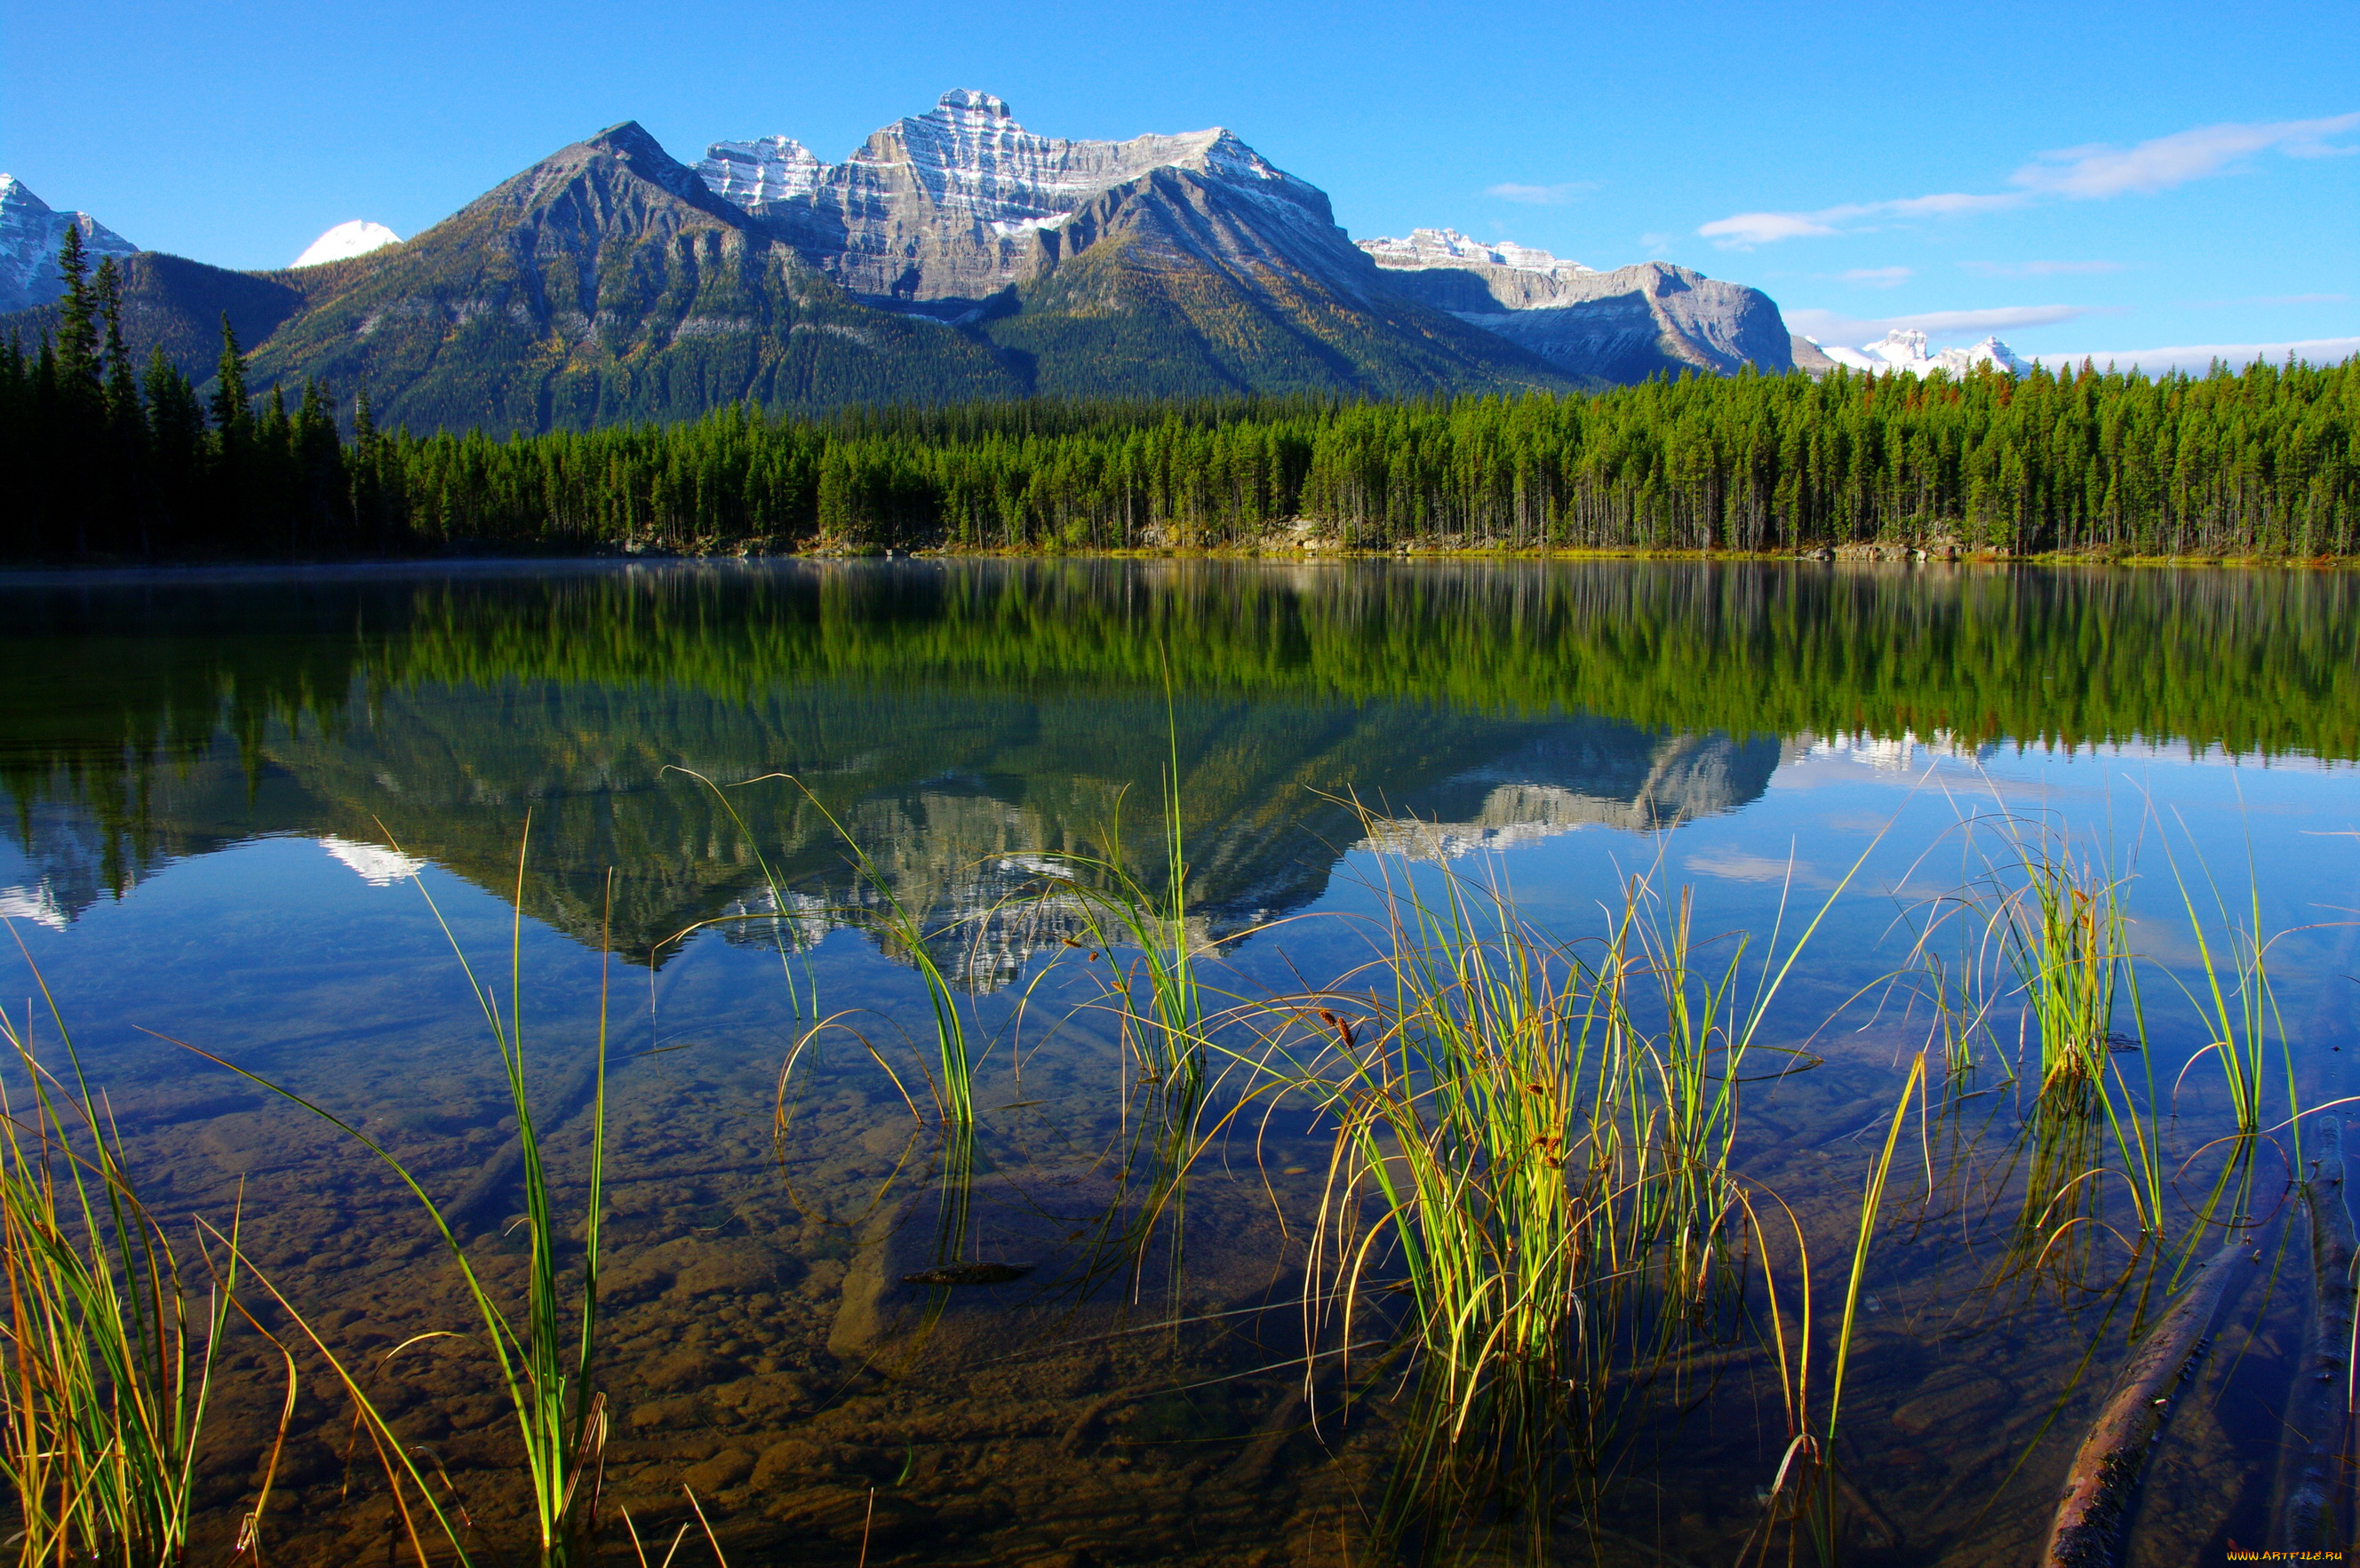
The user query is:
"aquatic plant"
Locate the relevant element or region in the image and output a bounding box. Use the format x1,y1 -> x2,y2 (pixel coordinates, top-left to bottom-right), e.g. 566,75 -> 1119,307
187,833 -> 612,1567
1987,836 -> 2130,1092
0,991 -> 284,1566
1270,825 -> 1869,1558
1743,1052 -> 1925,1567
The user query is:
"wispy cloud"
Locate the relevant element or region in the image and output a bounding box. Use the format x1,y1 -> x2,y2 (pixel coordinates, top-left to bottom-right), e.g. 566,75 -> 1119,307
1839,267 -> 1914,289
1961,259 -> 2126,278
1788,303 -> 2108,346
1700,111 -> 2359,247
2181,292 -> 2350,307
1486,180 -> 1599,206
2009,114 -> 2360,197
1701,194 -> 2021,248
2026,337 -> 2360,375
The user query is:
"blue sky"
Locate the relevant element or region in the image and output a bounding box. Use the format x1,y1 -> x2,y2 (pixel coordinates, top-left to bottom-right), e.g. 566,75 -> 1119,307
5,0 -> 2354,366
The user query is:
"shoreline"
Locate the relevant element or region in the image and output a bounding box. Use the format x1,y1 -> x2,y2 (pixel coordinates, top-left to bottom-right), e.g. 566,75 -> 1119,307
5,540 -> 2356,575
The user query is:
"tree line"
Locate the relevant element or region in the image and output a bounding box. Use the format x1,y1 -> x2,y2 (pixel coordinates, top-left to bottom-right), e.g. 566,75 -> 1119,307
5,233 -> 2356,560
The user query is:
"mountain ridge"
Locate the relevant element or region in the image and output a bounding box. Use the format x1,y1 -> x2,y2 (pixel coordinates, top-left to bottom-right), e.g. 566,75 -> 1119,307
1,95 -> 1802,429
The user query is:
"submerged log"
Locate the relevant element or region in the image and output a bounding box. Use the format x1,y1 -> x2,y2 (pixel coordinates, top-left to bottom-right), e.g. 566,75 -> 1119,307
2282,1120 -> 2357,1549
2039,1238 -> 2249,1568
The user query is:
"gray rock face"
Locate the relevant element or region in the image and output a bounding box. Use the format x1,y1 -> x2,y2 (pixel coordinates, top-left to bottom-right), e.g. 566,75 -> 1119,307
696,90 -> 1361,307
0,174 -> 138,313
1790,335 -> 1838,378
1361,227 -> 1795,382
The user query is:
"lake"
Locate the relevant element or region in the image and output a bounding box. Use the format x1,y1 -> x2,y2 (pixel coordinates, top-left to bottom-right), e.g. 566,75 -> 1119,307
3,558 -> 2356,1565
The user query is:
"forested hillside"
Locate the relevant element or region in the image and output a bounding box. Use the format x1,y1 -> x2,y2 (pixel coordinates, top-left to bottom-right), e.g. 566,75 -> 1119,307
5,234 -> 2355,561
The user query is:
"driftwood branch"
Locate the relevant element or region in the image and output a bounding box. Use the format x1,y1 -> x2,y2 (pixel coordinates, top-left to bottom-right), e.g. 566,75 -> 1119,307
2282,1120 -> 2357,1548
2040,1238 -> 2249,1568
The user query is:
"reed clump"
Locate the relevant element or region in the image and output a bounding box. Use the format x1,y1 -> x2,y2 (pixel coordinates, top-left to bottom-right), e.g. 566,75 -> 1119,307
0,1001 -> 283,1566
1989,837 -> 2130,1092
1272,836 -> 1859,1556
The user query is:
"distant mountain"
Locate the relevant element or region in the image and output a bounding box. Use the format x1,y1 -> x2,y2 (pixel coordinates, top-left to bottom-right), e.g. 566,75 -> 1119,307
1359,227 -> 1795,381
292,220 -> 401,267
0,94 -> 1806,430
0,173 -> 138,312
1815,328 -> 2029,377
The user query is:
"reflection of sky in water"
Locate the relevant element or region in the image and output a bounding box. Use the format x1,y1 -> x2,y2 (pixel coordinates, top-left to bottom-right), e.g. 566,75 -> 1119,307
4,561 -> 2357,1564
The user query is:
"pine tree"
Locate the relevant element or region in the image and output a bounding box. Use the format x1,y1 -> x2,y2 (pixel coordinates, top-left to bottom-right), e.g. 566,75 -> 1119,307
52,226 -> 100,402
95,257 -> 139,426
210,314 -> 250,440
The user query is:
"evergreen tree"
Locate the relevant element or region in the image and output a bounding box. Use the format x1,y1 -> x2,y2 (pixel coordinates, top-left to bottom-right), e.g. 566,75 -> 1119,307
209,314 -> 250,441
95,257 -> 140,426
52,226 -> 100,403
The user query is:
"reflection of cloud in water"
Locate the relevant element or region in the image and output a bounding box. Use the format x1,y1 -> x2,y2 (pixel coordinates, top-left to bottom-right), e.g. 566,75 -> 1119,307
318,837 -> 427,886
0,880 -> 70,930
1684,848 -> 1812,886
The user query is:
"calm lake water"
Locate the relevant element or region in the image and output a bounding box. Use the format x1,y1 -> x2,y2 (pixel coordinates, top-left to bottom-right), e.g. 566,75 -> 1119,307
3,559 -> 2357,1565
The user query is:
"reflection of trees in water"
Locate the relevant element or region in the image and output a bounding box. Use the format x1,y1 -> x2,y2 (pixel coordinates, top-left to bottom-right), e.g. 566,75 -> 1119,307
4,558 -> 2352,974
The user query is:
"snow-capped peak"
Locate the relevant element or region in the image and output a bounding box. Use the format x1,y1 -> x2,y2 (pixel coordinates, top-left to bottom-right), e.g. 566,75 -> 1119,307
292,220 -> 401,267
1358,227 -> 1594,277
1821,328 -> 2029,377
698,135 -> 832,205
0,173 -> 138,313
697,90 -> 1304,228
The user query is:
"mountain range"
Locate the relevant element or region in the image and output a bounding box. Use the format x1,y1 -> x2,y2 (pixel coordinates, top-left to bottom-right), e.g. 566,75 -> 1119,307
2,92 -> 1808,432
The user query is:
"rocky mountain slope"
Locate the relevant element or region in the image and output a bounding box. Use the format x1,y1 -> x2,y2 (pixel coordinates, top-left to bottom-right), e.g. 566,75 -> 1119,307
0,94 -> 1806,429
1359,227 -> 1795,380
0,174 -> 138,312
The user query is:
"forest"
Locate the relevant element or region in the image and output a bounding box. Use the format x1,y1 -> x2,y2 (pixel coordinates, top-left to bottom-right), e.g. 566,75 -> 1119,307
6,229 -> 2356,561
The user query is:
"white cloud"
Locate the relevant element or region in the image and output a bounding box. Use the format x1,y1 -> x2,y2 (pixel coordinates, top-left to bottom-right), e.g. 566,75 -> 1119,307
1839,267 -> 1913,289
1698,211 -> 1839,246
1878,192 -> 2025,218
1788,303 -> 2105,346
2010,114 -> 2360,198
1701,194 -> 2021,249
2026,338 -> 2360,375
1486,180 -> 1599,206
2181,292 -> 2350,307
1698,111 -> 2358,246
1962,259 -> 2126,278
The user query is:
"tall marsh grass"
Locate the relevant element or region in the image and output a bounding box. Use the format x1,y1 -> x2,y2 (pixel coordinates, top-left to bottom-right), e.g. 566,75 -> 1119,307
0,997 -> 274,1567
1273,832 -> 1870,1554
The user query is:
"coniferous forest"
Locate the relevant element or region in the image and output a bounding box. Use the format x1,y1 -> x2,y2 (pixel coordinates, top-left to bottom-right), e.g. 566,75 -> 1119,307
6,228 -> 2356,562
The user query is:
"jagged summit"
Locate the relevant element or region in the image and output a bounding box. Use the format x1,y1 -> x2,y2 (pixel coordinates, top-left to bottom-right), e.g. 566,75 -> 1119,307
0,173 -> 138,313
694,89 -> 1327,301
699,135 -> 830,205
1360,227 -> 1595,278
1817,329 -> 2028,376
1,95 -> 1807,429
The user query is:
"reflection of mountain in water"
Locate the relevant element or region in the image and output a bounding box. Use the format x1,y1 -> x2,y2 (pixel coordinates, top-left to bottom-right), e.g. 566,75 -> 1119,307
1362,726 -> 1782,858
4,558 -> 2347,984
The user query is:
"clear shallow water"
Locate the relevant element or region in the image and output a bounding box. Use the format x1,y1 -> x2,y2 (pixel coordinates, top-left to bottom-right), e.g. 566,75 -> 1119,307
2,559 -> 2357,1565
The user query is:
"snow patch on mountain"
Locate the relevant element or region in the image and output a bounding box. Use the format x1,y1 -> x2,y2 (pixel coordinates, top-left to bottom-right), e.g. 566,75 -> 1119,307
0,174 -> 137,313
694,90 -> 1332,301
1358,227 -> 1594,278
700,91 -> 1304,238
293,220 -> 401,267
698,136 -> 831,205
1816,329 -> 2029,376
